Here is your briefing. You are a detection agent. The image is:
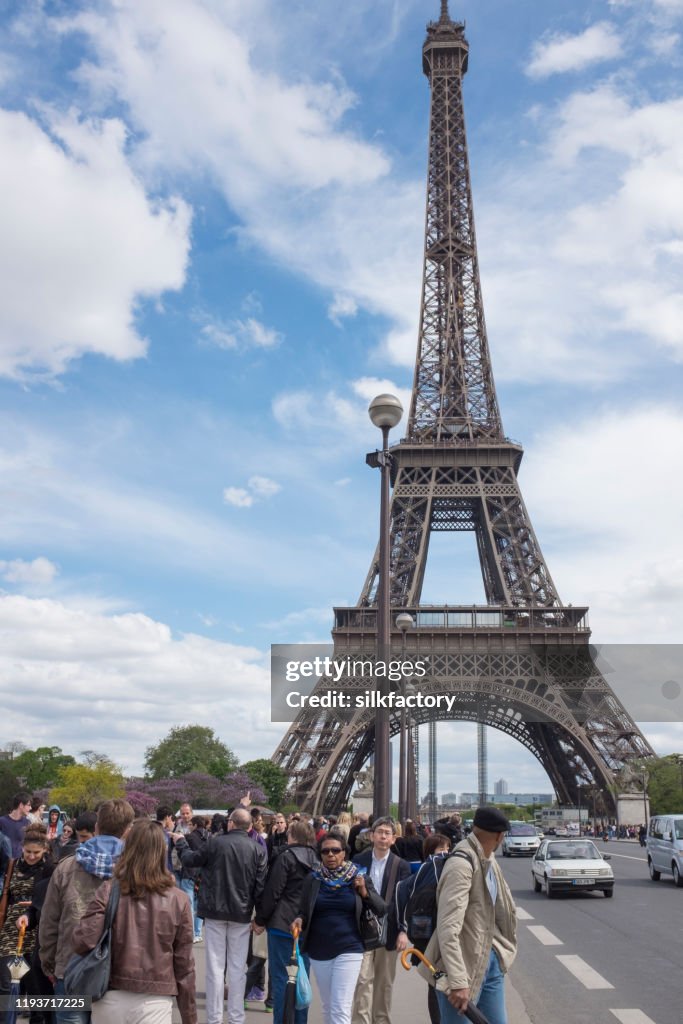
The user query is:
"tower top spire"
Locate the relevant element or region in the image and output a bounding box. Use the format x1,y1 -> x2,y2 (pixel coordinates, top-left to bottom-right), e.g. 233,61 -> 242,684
440,0 -> 451,22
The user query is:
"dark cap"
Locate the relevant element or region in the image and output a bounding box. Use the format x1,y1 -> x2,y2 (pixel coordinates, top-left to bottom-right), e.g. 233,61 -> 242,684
473,806 -> 510,833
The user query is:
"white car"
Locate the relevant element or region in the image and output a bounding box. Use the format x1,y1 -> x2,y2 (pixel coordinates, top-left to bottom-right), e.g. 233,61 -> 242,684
531,839 -> 614,898
502,824 -> 541,856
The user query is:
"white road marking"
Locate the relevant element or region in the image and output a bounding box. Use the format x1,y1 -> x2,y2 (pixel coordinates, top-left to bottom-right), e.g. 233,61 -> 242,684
602,852 -> 647,861
515,906 -> 534,920
556,955 -> 614,989
527,925 -> 562,945
610,1011 -> 658,1024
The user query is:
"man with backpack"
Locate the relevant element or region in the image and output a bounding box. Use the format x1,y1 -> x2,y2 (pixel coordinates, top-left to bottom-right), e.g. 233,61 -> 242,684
418,806 -> 517,1024
396,833 -> 451,1024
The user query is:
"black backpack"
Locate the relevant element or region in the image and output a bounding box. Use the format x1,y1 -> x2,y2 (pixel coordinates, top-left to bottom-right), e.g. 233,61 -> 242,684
402,849 -> 474,952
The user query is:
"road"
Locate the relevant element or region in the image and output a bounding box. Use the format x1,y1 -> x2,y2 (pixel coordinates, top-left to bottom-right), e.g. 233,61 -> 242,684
502,840 -> 681,1024
176,841 -> 680,1024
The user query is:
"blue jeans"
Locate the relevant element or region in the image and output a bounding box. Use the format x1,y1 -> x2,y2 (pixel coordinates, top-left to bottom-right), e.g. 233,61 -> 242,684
180,877 -> 202,937
268,930 -> 310,1024
436,950 -> 507,1024
54,978 -> 91,1024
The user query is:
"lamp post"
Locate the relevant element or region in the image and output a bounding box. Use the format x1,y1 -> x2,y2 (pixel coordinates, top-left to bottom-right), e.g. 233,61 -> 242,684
368,393 -> 403,818
396,611 -> 415,824
577,782 -> 582,835
642,769 -> 650,828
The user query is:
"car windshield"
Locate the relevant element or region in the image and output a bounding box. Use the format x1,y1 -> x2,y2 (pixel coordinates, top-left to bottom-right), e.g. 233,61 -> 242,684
510,825 -> 537,836
546,842 -> 600,860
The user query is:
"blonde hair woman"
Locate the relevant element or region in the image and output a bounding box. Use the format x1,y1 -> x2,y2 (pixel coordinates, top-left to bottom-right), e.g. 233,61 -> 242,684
334,812 -> 352,843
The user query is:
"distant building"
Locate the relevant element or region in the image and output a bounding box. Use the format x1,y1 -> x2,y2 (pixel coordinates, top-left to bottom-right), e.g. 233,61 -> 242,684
494,778 -> 508,796
441,792 -> 458,805
491,793 -> 553,807
459,792 -> 490,807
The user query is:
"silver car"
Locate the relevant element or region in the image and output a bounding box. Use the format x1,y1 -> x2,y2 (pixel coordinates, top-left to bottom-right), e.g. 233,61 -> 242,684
502,823 -> 541,857
646,815 -> 683,886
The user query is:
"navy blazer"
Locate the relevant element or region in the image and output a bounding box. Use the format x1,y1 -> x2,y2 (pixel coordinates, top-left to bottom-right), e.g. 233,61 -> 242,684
352,848 -> 411,950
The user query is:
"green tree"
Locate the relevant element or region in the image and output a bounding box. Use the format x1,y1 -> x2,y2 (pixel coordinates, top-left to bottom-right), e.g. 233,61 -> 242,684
49,762 -> 125,814
0,763 -> 21,814
144,725 -> 238,781
12,746 -> 77,790
642,755 -> 683,815
240,760 -> 288,808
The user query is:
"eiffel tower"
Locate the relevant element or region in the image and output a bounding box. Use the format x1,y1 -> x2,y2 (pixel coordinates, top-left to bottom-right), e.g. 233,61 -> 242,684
273,2 -> 654,816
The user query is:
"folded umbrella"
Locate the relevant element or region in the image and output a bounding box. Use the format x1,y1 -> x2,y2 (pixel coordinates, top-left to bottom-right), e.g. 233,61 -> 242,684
400,946 -> 493,1024
283,925 -> 300,1024
6,921 -> 31,1024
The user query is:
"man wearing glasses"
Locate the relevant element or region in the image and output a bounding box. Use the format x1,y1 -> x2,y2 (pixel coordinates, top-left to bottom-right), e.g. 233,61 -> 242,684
351,817 -> 411,1024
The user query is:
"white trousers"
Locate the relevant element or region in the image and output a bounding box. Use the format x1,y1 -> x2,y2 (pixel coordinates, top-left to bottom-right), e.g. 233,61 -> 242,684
204,918 -> 251,1024
92,990 -> 173,1024
310,952 -> 364,1024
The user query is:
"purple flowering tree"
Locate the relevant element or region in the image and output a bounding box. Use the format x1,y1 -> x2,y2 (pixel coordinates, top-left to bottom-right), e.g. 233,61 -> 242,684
125,772 -> 266,811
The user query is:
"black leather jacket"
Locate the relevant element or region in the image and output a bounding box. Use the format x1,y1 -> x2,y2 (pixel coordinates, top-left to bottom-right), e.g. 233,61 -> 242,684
255,844 -> 318,932
177,829 -> 267,923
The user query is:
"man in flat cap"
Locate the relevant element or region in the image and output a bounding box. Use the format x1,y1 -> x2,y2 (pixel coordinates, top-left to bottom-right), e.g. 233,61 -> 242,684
419,806 -> 517,1024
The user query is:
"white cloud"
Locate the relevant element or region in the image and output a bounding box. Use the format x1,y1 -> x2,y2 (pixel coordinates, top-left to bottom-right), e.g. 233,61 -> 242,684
0,418 -> 311,591
523,405 -> 683,641
223,475 -> 281,508
351,378 -> 412,425
200,322 -> 238,350
272,376 -> 410,445
527,22 -> 623,79
0,594 -> 281,773
241,319 -> 282,349
475,82 -> 683,382
222,487 -> 254,508
58,2 -> 388,198
248,475 -> 281,499
328,294 -> 358,326
0,556 -> 58,585
200,316 -> 282,351
50,2 -> 424,376
0,107 -> 190,379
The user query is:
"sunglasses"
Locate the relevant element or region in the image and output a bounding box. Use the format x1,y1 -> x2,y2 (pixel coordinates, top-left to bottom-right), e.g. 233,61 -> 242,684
321,848 -> 344,855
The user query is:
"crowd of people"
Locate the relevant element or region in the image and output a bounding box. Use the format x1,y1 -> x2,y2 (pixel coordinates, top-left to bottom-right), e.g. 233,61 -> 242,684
0,793 -> 518,1024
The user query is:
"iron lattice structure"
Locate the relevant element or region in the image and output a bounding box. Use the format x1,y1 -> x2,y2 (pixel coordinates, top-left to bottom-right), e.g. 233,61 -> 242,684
272,2 -> 654,814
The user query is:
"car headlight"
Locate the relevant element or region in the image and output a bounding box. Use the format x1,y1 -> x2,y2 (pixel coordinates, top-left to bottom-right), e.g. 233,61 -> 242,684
598,869 -> 611,876
549,869 -> 568,876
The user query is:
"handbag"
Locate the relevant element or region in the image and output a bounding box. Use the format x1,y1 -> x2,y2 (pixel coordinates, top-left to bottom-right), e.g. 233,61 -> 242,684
294,942 -> 312,1010
359,904 -> 388,951
63,880 -> 120,1001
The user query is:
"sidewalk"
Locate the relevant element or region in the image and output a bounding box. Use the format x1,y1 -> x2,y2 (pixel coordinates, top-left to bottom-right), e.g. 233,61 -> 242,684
176,943 -> 532,1023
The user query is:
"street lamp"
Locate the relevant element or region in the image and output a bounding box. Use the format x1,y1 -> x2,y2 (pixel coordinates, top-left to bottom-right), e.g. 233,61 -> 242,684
642,769 -> 650,828
396,611 -> 415,823
368,393 -> 403,817
577,782 -> 582,835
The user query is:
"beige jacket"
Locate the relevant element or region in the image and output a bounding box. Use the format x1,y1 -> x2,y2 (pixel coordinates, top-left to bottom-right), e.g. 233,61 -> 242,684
418,833 -> 517,999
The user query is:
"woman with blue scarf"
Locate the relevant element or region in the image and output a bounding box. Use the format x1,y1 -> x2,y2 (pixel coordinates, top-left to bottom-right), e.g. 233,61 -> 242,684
291,835 -> 386,1024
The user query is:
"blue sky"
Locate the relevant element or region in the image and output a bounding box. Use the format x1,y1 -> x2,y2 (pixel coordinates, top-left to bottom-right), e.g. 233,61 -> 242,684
1,0 -> 682,800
